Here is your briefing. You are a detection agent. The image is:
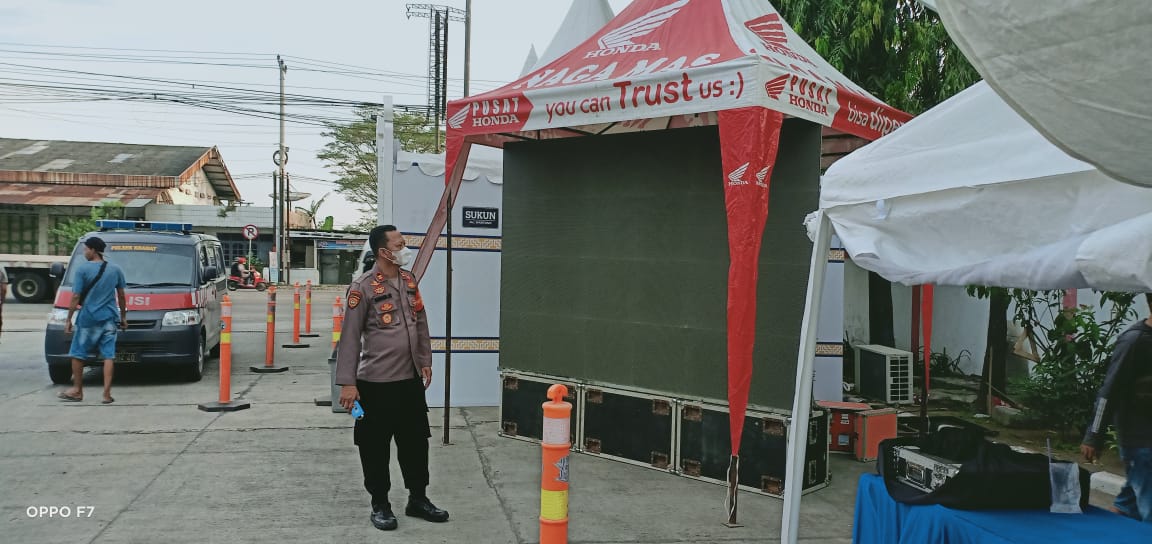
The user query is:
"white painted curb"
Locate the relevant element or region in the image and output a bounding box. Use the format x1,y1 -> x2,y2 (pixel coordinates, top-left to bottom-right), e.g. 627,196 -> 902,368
1091,470 -> 1125,496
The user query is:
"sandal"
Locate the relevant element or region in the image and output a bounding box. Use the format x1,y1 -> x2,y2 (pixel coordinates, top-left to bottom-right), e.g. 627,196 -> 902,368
102,397 -> 115,404
58,392 -> 82,402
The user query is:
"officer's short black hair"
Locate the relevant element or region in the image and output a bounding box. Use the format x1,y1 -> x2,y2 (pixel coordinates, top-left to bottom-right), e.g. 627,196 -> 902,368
369,225 -> 398,256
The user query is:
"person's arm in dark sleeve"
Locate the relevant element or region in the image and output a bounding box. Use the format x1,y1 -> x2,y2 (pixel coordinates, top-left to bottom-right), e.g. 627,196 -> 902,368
1084,331 -> 1139,448
335,287 -> 366,386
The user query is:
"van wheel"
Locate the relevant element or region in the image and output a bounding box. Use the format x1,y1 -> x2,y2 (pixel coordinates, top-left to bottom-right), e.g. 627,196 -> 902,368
48,364 -> 72,385
185,335 -> 205,382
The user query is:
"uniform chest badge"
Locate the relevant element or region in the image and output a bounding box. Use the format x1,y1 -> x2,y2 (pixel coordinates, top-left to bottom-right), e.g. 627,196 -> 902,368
382,313 -> 394,325
373,286 -> 385,295
411,293 -> 425,312
380,302 -> 394,312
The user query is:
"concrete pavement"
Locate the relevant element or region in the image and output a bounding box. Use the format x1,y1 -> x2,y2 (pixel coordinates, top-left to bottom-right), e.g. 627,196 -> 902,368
0,291 -> 1115,543
0,292 -> 870,543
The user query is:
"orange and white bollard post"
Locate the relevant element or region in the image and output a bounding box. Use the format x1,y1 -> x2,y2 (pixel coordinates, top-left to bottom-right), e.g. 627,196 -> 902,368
331,296 -> 344,353
283,281 -> 310,348
540,384 -> 572,544
252,286 -> 289,373
301,280 -> 320,338
199,295 -> 250,412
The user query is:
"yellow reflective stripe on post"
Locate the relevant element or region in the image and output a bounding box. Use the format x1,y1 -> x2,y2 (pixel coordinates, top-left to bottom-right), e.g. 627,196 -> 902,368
267,315 -> 273,323
221,332 -> 231,344
539,489 -> 568,521
333,332 -> 341,342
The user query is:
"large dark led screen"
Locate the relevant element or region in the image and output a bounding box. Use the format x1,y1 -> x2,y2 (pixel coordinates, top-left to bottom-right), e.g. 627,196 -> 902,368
500,121 -> 821,409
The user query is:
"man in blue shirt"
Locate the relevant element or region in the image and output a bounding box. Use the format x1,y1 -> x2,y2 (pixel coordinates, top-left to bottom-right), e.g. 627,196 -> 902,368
59,236 -> 127,404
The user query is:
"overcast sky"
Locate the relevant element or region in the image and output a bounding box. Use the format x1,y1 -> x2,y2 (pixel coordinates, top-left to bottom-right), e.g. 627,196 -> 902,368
0,0 -> 632,228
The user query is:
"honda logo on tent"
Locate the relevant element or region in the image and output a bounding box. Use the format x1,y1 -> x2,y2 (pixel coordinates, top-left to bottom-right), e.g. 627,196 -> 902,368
744,13 -> 815,66
585,0 -> 689,58
764,74 -> 789,100
727,162 -> 750,186
755,166 -> 771,187
745,13 -> 788,47
447,107 -> 468,129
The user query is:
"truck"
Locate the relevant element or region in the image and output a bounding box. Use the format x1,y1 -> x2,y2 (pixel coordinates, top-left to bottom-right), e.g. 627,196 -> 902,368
0,253 -> 69,303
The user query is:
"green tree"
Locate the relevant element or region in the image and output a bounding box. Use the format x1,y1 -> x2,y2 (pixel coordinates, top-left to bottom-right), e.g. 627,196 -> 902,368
297,192 -> 330,229
774,0 -> 981,114
316,107 -> 442,217
49,201 -> 126,254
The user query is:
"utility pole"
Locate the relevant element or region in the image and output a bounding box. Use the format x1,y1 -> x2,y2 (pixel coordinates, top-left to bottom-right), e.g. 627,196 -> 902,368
277,55 -> 290,284
464,0 -> 471,98
271,170 -> 279,283
406,2 -> 466,445
406,3 -> 465,153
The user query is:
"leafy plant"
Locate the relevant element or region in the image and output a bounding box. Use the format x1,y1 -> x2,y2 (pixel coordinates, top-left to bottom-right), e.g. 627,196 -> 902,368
49,201 -> 126,253
929,348 -> 971,377
999,290 -> 1138,438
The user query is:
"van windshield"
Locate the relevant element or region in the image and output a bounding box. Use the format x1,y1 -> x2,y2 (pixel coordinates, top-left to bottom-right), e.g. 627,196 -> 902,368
62,243 -> 196,287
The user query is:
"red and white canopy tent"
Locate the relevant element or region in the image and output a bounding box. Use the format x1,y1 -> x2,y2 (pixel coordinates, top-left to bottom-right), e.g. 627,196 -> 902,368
410,0 -> 911,538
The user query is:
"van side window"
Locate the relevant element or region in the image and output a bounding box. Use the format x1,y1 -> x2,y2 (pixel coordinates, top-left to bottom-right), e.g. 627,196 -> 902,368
199,245 -> 211,284
214,246 -> 225,278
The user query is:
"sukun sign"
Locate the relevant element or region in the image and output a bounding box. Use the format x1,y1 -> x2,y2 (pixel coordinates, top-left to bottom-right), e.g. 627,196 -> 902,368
463,207 -> 499,229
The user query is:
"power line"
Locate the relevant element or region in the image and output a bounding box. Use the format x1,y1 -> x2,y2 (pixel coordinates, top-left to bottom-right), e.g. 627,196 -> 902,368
0,45 -> 505,88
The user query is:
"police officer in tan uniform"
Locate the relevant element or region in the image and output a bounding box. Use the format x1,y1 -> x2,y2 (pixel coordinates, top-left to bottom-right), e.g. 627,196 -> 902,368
336,225 -> 448,531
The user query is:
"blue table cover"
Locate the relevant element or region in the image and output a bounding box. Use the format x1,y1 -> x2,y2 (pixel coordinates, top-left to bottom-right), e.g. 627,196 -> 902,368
853,473 -> 1152,544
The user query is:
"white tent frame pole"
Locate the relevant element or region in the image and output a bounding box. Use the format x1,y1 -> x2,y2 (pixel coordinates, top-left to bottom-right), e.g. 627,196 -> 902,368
376,95 -> 395,226
780,210 -> 832,544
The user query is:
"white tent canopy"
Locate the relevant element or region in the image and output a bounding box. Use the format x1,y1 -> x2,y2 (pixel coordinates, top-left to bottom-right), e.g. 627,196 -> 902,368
931,0 -> 1152,187
519,0 -> 615,76
817,81 -> 1152,292
787,78 -> 1152,544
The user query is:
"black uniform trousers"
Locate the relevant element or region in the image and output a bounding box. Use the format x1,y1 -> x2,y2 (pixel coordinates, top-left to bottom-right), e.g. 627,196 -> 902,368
354,377 -> 432,508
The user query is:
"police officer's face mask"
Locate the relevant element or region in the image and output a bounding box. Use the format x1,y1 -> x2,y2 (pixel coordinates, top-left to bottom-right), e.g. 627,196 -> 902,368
384,246 -> 414,267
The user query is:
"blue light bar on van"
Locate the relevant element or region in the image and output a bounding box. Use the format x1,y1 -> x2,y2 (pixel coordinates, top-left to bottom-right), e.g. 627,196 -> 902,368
96,220 -> 193,233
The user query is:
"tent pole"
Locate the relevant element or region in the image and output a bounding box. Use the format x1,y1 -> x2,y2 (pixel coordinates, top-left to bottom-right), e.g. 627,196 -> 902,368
781,211 -> 832,544
911,285 -> 922,434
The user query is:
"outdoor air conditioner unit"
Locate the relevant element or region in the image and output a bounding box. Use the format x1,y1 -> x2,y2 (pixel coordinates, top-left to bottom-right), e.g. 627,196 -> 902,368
854,344 -> 914,404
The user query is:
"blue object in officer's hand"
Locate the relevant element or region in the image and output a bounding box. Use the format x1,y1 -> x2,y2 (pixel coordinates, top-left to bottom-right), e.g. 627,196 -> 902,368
351,400 -> 365,420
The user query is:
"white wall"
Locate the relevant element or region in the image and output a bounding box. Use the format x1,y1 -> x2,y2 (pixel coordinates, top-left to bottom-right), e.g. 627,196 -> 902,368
145,203 -> 272,230
395,153 -> 504,407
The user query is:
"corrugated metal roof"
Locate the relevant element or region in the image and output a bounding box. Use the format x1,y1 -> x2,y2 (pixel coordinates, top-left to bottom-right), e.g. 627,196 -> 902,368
0,138 -> 208,176
0,138 -> 240,200
0,182 -> 161,207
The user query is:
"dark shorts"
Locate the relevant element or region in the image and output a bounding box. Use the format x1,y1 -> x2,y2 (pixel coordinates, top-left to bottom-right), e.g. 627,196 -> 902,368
353,378 -> 431,446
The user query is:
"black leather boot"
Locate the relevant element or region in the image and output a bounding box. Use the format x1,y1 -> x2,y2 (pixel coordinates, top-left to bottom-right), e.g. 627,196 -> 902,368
405,496 -> 449,522
371,504 -> 398,531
